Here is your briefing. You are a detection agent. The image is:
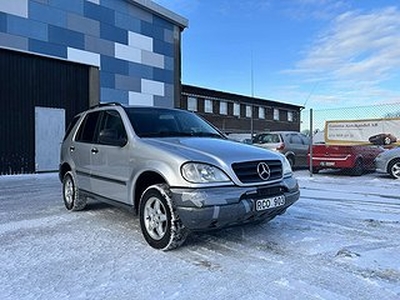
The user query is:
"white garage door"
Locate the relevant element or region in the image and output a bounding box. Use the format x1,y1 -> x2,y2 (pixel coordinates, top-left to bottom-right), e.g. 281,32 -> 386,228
35,107 -> 65,172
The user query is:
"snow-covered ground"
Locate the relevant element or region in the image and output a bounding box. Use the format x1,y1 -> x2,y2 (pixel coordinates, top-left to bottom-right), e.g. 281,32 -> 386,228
1,170 -> 399,300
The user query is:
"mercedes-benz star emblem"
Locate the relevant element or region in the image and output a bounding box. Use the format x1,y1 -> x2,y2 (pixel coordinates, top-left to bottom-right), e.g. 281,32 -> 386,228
257,162 -> 271,181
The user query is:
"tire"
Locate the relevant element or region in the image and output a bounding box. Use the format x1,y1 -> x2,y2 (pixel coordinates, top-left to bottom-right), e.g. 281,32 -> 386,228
311,167 -> 320,174
351,159 -> 364,176
62,171 -> 87,211
287,156 -> 295,168
139,184 -> 188,251
388,159 -> 400,179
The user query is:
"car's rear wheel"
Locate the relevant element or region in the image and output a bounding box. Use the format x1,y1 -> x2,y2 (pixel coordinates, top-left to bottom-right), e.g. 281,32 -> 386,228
351,158 -> 364,176
388,159 -> 400,179
62,171 -> 87,211
139,184 -> 188,250
311,167 -> 320,174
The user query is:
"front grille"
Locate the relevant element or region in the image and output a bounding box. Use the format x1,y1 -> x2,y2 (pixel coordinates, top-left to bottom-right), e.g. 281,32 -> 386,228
232,160 -> 282,184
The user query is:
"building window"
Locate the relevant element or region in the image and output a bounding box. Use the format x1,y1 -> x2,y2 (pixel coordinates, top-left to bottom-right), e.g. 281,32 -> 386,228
259,107 -> 265,119
246,105 -> 252,118
187,97 -> 197,111
288,111 -> 293,122
233,103 -> 240,117
273,108 -> 279,121
220,101 -> 227,115
205,99 -> 213,113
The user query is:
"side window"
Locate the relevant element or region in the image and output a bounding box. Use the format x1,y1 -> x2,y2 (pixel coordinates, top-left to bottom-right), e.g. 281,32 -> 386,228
63,115 -> 80,141
290,134 -> 303,145
253,134 -> 263,143
75,111 -> 101,143
98,110 -> 127,145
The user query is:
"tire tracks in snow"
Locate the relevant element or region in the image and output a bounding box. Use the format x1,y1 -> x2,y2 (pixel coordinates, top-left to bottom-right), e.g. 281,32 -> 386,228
300,186 -> 400,208
174,224 -> 400,299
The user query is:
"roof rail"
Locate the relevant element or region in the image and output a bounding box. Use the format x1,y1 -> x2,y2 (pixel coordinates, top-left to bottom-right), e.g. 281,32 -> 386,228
90,102 -> 123,109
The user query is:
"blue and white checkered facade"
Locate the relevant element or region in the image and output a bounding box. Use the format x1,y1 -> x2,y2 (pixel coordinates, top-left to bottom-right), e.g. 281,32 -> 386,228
0,0 -> 187,107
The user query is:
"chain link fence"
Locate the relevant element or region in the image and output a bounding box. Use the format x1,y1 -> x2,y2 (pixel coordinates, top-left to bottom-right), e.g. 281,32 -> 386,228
301,102 -> 400,135
301,102 -> 400,175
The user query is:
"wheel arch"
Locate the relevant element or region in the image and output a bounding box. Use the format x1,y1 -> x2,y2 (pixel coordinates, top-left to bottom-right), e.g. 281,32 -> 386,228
353,155 -> 364,167
59,163 -> 72,182
355,155 -> 364,163
285,151 -> 296,166
133,171 -> 167,213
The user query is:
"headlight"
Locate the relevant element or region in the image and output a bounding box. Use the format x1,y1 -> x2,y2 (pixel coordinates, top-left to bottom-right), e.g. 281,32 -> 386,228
181,163 -> 231,183
282,156 -> 293,177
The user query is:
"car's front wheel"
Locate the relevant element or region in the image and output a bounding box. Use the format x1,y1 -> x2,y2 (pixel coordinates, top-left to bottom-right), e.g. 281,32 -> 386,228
139,184 -> 187,250
62,171 -> 87,211
287,156 -> 295,168
388,159 -> 400,179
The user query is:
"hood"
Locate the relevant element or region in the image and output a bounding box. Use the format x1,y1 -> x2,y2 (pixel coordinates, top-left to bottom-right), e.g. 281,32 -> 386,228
141,137 -> 283,166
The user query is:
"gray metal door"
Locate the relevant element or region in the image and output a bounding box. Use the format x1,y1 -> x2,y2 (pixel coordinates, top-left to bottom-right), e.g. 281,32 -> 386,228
35,107 -> 65,172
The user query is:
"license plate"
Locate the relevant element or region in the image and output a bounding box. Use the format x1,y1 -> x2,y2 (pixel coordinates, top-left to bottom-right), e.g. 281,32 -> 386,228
255,195 -> 285,211
320,161 -> 335,167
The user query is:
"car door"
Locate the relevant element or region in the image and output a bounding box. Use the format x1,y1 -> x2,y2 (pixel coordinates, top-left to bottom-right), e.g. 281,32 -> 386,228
90,110 -> 131,204
71,111 -> 101,192
288,133 -> 309,167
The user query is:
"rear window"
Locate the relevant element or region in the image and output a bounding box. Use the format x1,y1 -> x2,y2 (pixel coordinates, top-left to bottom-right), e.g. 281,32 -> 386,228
254,133 -> 280,144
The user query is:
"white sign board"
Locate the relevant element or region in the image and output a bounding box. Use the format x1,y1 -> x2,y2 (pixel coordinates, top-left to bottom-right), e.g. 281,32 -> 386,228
325,118 -> 400,146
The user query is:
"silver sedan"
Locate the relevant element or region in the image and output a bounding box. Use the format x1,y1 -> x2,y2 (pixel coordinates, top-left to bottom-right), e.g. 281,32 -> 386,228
375,147 -> 400,179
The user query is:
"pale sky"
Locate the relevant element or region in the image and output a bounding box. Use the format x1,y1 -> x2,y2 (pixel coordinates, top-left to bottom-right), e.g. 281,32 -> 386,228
153,0 -> 400,110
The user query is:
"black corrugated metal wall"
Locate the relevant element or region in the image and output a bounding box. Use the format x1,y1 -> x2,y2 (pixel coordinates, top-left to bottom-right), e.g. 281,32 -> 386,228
0,48 -> 89,175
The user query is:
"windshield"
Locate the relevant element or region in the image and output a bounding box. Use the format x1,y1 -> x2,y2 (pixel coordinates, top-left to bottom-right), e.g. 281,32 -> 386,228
125,107 -> 224,139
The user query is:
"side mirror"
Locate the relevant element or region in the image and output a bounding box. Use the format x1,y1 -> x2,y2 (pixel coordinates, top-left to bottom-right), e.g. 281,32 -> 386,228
99,129 -> 127,147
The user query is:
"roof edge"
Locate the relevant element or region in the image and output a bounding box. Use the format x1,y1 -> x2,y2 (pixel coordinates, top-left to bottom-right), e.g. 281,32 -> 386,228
182,84 -> 304,110
127,0 -> 188,29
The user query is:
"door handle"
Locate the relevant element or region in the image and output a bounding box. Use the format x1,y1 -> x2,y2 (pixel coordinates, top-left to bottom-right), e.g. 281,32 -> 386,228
69,146 -> 75,152
91,148 -> 99,154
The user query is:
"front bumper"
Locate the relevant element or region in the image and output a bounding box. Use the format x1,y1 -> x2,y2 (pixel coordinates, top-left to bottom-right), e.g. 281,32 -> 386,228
170,177 -> 300,231
374,156 -> 387,173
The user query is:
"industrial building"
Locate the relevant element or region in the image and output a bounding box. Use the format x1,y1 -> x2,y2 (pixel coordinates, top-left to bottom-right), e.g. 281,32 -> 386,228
181,84 -> 303,135
0,0 -> 187,174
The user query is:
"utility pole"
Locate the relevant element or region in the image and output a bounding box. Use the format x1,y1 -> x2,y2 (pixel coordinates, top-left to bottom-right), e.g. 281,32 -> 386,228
309,108 -> 313,177
250,51 -> 254,138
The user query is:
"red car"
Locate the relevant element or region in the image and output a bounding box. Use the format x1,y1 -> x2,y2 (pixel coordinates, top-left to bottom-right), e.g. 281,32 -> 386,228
308,144 -> 384,176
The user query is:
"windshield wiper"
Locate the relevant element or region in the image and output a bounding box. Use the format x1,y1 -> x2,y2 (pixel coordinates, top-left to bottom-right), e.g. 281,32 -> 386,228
140,131 -> 191,138
139,131 -> 224,139
189,132 -> 224,139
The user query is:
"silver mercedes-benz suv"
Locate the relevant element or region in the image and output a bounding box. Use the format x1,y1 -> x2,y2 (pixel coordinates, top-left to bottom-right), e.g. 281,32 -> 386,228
59,103 -> 300,250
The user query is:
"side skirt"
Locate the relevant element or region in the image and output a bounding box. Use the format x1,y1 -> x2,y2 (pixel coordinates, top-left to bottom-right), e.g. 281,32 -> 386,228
79,189 -> 136,214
